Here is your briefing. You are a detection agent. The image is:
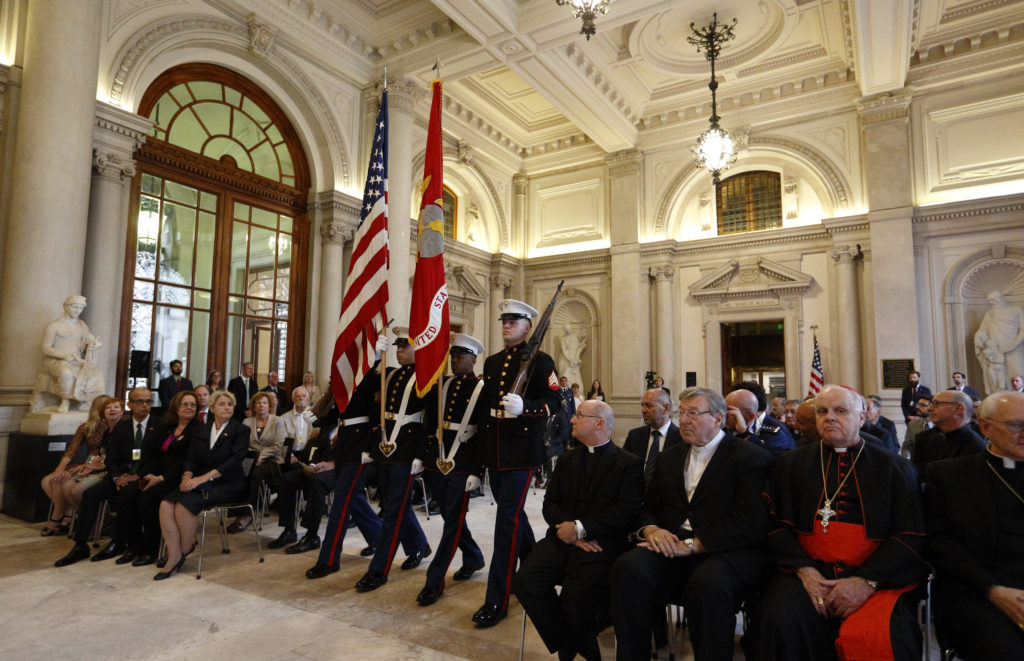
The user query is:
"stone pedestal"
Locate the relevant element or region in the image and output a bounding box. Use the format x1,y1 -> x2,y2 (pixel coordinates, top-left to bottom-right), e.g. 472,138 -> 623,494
19,411 -> 87,436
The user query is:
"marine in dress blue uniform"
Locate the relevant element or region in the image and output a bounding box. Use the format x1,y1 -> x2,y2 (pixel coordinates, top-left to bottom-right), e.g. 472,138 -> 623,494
415,333 -> 488,606
472,299 -> 562,627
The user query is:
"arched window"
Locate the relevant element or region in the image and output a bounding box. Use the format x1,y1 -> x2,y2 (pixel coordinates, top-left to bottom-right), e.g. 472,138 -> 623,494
442,185 -> 458,240
716,171 -> 782,235
120,63 -> 309,401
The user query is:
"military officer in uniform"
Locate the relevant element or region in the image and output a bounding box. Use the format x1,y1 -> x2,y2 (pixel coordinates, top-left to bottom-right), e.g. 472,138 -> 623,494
472,299 -> 562,627
354,327 -> 432,593
415,333 -> 488,606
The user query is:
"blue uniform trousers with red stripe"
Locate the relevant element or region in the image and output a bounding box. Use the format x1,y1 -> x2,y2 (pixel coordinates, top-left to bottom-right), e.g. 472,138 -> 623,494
423,470 -> 484,591
368,462 -> 429,574
485,467 -> 536,608
315,463 -> 381,568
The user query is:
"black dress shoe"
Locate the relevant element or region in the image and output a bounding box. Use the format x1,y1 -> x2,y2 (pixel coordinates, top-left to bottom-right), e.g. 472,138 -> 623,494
91,541 -> 123,562
471,602 -> 507,627
305,563 -> 339,579
467,487 -> 483,498
268,529 -> 298,549
285,534 -> 321,554
401,545 -> 432,570
355,570 -> 388,593
360,544 -> 376,557
453,561 -> 485,581
115,551 -> 137,565
54,543 -> 91,567
416,586 -> 442,606
132,554 -> 157,567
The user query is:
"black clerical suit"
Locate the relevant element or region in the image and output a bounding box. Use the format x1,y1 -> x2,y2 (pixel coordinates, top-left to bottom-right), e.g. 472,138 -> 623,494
420,372 -> 487,593
925,452 -> 1024,659
228,375 -> 259,421
611,433 -> 773,661
481,342 -> 562,610
514,441 -> 643,659
74,416 -> 166,547
911,423 -> 985,487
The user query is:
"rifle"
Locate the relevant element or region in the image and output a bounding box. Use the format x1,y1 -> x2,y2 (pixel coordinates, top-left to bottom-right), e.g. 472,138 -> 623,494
510,280 -> 564,397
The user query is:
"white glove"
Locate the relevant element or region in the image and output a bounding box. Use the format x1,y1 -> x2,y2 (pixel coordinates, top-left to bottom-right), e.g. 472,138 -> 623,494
374,336 -> 389,358
300,409 -> 317,424
410,458 -> 424,474
360,451 -> 372,464
465,475 -> 481,492
501,393 -> 524,416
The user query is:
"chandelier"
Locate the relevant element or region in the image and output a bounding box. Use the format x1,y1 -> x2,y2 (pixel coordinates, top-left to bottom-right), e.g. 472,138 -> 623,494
556,0 -> 612,40
688,14 -> 738,185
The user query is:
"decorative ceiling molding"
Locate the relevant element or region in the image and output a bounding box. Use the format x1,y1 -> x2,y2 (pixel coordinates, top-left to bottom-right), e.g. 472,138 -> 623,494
941,0 -> 1019,24
564,43 -> 637,125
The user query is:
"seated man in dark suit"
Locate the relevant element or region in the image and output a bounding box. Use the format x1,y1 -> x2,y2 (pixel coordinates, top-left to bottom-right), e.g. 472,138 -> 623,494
729,380 -> 795,456
912,389 -> 985,486
157,359 -> 193,410
925,391 -> 1024,659
860,395 -> 899,454
610,387 -> 773,661
866,394 -> 898,442
514,399 -> 643,661
622,388 -> 682,491
900,370 -> 931,423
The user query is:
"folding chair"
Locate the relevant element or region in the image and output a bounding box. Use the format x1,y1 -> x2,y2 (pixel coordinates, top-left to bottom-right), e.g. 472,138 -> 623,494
194,451 -> 264,579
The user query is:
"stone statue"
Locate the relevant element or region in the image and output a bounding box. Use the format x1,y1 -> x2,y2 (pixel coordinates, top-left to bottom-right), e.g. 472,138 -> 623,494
559,324 -> 586,391
31,295 -> 106,413
973,290 -> 1024,395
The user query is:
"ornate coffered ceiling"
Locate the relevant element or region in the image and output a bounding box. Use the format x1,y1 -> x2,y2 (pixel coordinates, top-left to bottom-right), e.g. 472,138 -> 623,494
213,0 -> 1024,155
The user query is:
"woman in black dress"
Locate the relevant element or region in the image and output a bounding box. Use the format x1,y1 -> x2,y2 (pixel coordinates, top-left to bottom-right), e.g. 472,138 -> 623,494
155,390 -> 248,579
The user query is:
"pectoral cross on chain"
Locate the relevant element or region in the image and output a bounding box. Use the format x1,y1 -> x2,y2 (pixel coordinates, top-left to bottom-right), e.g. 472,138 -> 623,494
817,501 -> 836,534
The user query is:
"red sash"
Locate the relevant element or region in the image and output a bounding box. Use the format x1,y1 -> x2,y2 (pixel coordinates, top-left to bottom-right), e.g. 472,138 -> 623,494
799,521 -> 917,661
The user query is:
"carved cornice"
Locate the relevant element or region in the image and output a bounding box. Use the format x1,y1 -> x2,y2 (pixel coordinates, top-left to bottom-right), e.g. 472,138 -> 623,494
606,149 -> 642,178
856,89 -> 914,125
839,0 -> 856,71
649,265 -> 674,282
564,43 -> 637,125
387,80 -> 425,113
247,13 -> 276,57
912,195 -> 1024,225
524,251 -> 611,272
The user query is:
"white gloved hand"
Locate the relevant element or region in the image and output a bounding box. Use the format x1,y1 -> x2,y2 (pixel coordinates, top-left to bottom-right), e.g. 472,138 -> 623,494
300,409 -> 317,424
501,393 -> 524,416
465,475 -> 481,492
360,451 -> 372,464
410,458 -> 424,474
374,336 -> 389,358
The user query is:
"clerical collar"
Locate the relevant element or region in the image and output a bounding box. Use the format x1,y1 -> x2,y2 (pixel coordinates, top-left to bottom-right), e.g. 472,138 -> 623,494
586,439 -> 612,454
987,446 -> 1020,470
829,440 -> 863,454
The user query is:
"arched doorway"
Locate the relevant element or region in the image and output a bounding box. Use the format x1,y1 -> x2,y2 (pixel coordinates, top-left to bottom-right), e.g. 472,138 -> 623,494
118,63 -> 310,402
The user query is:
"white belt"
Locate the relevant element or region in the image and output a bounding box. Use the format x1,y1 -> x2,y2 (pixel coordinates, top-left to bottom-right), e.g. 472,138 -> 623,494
442,422 -> 477,434
340,416 -> 369,426
490,408 -> 518,419
384,411 -> 423,423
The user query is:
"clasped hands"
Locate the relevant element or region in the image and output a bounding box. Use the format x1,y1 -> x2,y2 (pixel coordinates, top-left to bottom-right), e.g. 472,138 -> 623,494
556,521 -> 602,552
797,566 -> 875,619
638,526 -> 697,558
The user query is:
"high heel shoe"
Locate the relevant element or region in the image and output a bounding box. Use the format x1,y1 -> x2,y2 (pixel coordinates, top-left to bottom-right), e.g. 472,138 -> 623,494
153,554 -> 186,580
40,515 -> 70,537
181,542 -> 197,557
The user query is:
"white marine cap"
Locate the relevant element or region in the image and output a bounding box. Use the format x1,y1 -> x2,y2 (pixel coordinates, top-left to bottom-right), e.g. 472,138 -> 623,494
391,325 -> 411,346
450,333 -> 485,356
498,299 -> 538,321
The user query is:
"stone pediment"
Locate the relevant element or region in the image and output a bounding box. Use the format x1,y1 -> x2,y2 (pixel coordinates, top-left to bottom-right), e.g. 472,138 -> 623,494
688,257 -> 813,302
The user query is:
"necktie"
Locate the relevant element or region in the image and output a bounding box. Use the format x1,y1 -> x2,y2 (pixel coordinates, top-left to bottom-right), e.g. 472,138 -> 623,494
645,430 -> 661,488
131,422 -> 143,473
199,410 -> 206,424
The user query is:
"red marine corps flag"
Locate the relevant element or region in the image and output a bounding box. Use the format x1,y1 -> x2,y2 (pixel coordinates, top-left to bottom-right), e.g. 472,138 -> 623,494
409,77 -> 449,397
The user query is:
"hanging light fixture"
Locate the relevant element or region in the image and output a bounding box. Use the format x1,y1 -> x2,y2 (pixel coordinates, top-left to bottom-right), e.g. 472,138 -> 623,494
688,13 -> 738,185
556,0 -> 612,40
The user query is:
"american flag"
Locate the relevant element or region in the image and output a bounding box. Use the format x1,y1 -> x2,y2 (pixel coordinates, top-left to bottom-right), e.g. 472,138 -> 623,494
330,89 -> 389,413
807,331 -> 824,397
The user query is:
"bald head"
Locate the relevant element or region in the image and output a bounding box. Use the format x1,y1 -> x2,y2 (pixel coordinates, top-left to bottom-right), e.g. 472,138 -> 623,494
571,399 -> 615,447
725,388 -> 758,433
795,399 -> 818,444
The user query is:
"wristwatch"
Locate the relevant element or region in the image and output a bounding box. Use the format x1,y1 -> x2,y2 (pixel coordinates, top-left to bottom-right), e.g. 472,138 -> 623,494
683,538 -> 695,552
863,578 -> 878,590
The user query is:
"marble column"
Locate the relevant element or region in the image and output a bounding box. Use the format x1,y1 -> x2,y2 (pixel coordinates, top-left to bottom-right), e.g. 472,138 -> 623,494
606,149 -> 645,405
857,91 -> 921,400
0,0 -> 102,393
832,244 -> 862,389
650,265 -> 675,390
385,81 -> 421,331
84,102 -> 151,393
314,191 -> 358,387
512,171 -> 528,254
489,276 -> 511,352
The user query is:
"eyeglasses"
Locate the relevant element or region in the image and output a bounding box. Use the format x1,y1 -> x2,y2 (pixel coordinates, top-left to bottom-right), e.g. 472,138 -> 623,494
571,413 -> 602,420
131,399 -> 153,404
929,401 -> 960,408
678,410 -> 713,419
987,418 -> 1024,434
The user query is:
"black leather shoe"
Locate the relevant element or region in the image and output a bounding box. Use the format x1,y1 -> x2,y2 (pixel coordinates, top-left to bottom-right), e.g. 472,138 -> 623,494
355,570 -> 388,593
91,541 -> 123,562
268,529 -> 297,549
471,603 -> 507,627
132,554 -> 157,567
467,488 -> 483,498
360,544 -> 376,557
115,551 -> 137,565
416,586 -> 442,606
453,561 -> 485,581
285,534 -> 321,554
401,545 -> 432,570
305,563 -> 339,579
54,543 -> 91,567
153,554 -> 186,580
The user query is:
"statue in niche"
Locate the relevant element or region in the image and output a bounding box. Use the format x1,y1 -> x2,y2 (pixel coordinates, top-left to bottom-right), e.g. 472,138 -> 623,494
559,324 -> 586,391
31,295 -> 106,413
973,290 -> 1024,394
